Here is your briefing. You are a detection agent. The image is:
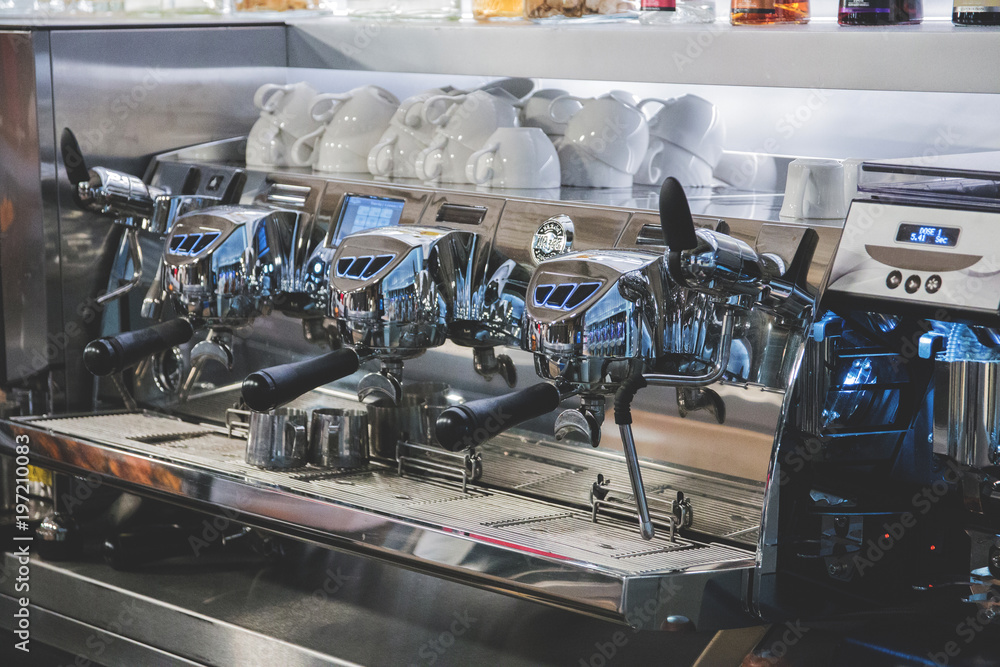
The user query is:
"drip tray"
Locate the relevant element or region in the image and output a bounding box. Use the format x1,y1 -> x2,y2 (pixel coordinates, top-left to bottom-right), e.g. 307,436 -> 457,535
3,411 -> 758,630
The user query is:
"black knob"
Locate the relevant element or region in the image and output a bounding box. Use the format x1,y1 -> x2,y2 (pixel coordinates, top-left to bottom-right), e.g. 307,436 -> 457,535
659,177 -> 698,252
242,348 -> 360,412
84,319 -> 194,377
435,383 -> 561,451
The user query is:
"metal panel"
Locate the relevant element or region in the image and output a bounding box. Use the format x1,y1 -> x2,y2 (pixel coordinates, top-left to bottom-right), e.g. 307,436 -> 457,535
286,19 -> 1000,94
45,26 -> 287,410
0,31 -> 54,386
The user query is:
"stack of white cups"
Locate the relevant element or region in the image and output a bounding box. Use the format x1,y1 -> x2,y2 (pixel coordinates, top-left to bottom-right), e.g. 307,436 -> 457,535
414,90 -> 520,184
289,85 -> 400,173
550,92 -> 650,189
635,94 -> 726,188
246,83 -> 326,169
367,88 -> 455,180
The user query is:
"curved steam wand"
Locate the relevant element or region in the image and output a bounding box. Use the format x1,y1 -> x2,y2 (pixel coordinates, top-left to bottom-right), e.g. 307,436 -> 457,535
614,364 -> 656,541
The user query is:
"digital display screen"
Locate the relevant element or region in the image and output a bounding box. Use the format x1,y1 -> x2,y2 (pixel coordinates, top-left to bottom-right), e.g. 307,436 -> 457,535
334,195 -> 406,244
895,223 -> 960,247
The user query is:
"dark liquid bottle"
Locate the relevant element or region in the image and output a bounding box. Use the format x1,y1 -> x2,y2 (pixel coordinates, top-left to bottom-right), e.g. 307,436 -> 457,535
953,0 -> 1000,24
838,0 -> 921,24
732,0 -> 809,24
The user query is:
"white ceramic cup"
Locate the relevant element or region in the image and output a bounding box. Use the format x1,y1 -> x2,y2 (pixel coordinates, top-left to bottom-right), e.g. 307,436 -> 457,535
520,89 -> 578,139
713,152 -> 780,191
289,85 -> 399,171
415,132 -> 476,184
423,90 -> 519,151
367,89 -> 450,179
635,138 -> 715,188
639,95 -> 726,169
465,127 -> 560,190
253,82 -> 324,141
246,113 -> 289,168
780,158 -> 847,220
550,94 -> 649,176
558,143 -> 633,189
368,126 -> 433,179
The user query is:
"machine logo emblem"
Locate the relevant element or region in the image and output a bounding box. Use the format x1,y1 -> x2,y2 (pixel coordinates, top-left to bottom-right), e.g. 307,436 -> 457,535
531,215 -> 575,264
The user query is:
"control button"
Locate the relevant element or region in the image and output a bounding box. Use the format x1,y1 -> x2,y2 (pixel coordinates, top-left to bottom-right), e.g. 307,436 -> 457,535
925,274 -> 942,294
886,271 -> 903,289
904,275 -> 921,294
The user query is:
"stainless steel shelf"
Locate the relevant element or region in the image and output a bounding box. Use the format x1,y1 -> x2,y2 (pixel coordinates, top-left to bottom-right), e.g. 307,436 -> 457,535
285,18 -> 1000,94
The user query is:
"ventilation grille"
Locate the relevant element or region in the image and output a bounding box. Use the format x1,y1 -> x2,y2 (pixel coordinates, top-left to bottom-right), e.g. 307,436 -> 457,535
335,254 -> 395,280
532,281 -> 602,310
168,232 -> 221,256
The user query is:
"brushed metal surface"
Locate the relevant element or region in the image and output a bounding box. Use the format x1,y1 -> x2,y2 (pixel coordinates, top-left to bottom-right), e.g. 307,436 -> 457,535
1,412 -> 757,629
0,32 -> 53,386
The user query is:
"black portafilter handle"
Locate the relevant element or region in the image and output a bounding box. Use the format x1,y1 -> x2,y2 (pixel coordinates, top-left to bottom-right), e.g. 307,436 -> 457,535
659,177 -> 699,253
242,348 -> 360,412
84,319 -> 194,377
435,382 -> 562,452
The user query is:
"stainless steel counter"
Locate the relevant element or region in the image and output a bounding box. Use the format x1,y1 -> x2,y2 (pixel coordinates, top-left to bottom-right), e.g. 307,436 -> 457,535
0,549 -> 721,666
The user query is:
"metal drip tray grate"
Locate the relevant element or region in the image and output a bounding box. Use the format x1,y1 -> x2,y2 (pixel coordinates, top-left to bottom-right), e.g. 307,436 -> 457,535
167,386 -> 764,545
7,410 -> 761,627
19,412 -> 754,578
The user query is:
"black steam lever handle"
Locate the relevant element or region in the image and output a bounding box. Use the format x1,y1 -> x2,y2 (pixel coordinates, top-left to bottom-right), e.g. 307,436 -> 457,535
659,177 -> 698,253
84,319 -> 194,377
782,228 -> 820,293
435,382 -> 562,451
242,348 -> 360,412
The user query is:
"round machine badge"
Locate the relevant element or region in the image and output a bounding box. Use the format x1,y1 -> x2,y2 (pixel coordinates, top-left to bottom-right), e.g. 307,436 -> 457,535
531,215 -> 575,264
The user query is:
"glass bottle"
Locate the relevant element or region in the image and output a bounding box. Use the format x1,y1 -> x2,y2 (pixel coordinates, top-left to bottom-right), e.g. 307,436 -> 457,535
396,0 -> 459,19
731,0 -> 808,23
345,0 -> 396,16
473,0 -> 524,19
839,0 -> 920,24
953,0 -> 1000,24
639,0 -> 715,22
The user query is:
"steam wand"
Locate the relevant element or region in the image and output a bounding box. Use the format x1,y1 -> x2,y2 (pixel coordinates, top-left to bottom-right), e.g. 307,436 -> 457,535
613,363 -> 656,541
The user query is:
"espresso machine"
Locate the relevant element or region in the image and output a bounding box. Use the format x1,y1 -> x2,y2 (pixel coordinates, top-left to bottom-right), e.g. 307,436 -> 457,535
7,113 -> 1000,657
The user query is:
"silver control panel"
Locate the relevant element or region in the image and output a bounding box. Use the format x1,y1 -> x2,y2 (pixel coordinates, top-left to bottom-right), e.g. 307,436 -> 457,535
827,200 -> 1000,314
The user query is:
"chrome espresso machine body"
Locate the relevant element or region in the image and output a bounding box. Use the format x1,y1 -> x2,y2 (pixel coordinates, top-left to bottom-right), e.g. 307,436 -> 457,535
7,115 -> 1000,643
